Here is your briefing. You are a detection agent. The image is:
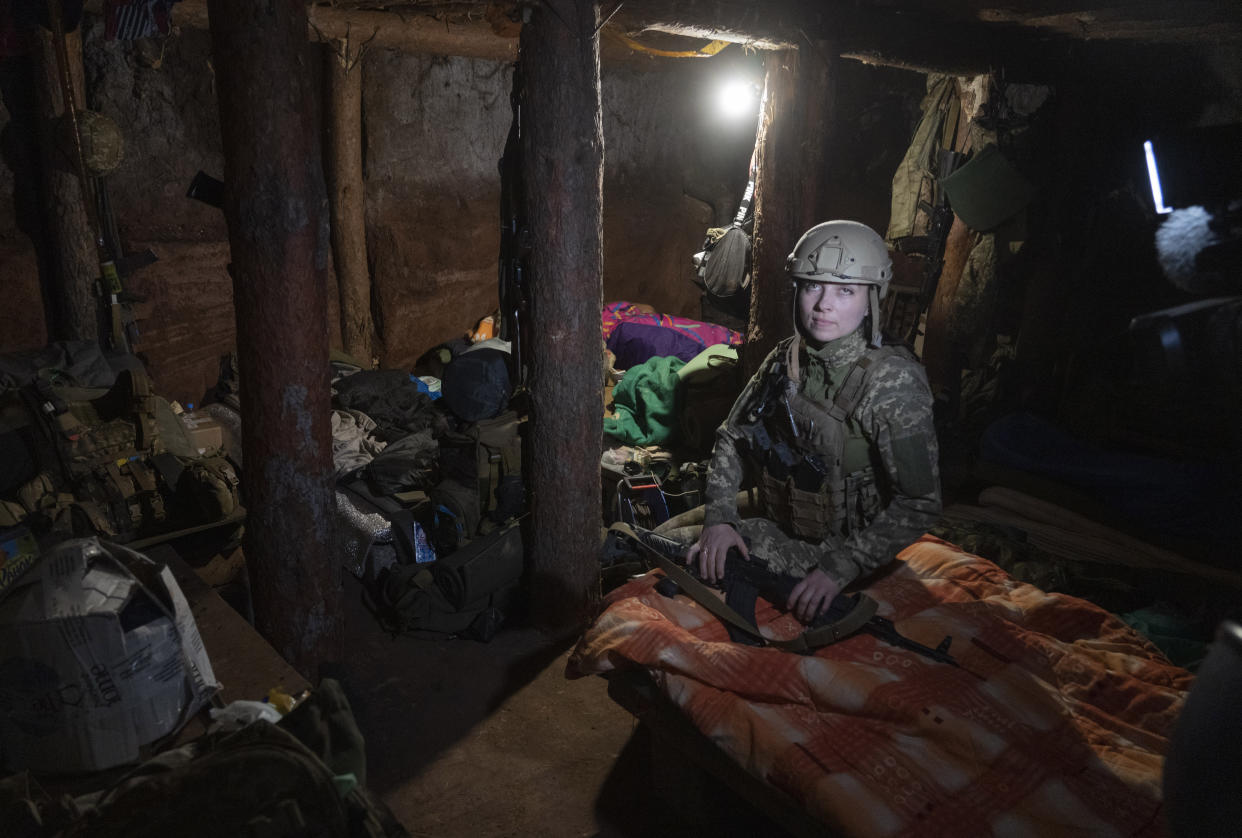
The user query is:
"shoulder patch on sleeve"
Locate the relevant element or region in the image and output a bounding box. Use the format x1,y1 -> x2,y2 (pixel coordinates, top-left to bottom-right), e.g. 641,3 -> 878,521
891,434 -> 939,497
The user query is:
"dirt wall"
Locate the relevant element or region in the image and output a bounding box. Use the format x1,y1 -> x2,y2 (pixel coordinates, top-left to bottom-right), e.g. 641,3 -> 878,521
0,18 -> 920,404
361,48 -> 771,368
361,50 -> 510,368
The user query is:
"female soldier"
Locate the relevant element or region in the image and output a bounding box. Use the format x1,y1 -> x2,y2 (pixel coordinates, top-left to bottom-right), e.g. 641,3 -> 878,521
686,220 -> 941,623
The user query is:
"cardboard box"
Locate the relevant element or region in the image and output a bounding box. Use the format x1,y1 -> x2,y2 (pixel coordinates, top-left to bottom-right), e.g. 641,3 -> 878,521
0,538 -> 219,773
179,411 -> 223,455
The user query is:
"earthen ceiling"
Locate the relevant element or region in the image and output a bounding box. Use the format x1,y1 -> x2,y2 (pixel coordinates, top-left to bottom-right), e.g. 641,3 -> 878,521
166,1 -> 1242,75
313,1 -> 1242,44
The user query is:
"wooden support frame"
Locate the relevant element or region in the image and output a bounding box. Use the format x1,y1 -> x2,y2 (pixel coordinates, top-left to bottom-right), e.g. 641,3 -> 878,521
325,34 -> 377,365
521,0 -> 606,632
32,25 -> 99,343
744,46 -> 832,378
206,0 -> 343,679
607,670 -> 835,838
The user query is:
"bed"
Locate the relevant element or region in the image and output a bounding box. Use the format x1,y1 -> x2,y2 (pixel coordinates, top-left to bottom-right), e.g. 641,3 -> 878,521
567,534 -> 1190,837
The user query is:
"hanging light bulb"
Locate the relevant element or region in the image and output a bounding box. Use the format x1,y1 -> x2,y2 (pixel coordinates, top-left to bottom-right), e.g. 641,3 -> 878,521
718,78 -> 757,120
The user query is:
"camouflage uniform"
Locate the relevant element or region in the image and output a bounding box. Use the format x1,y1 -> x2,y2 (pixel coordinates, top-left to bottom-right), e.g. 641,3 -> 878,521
701,326 -> 941,586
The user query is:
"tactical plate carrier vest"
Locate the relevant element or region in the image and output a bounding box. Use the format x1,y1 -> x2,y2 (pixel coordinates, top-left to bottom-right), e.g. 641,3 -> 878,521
1,370 -> 240,540
747,337 -> 910,542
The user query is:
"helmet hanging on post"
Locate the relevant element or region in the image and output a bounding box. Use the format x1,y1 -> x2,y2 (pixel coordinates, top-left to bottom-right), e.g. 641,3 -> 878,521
785,220 -> 893,348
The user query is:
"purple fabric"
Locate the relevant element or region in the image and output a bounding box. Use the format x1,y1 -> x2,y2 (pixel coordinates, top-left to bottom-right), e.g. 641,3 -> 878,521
606,321 -> 705,370
601,301 -> 743,348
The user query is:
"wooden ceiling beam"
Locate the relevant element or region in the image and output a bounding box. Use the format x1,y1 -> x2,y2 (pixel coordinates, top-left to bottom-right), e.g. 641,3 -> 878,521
174,0 -> 519,61
607,0 -> 802,49
977,6 -> 1242,42
827,13 -> 1055,78
614,0 -> 1241,58
611,1 -> 1060,76
164,0 -> 1237,74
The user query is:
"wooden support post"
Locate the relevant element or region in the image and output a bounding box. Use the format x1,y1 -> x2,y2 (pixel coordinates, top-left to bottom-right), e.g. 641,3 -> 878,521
325,37 -> 376,364
521,0 -> 604,632
207,0 -> 342,678
2,55 -> 52,345
745,47 -> 832,377
796,43 -> 834,224
920,216 -> 974,398
32,25 -> 99,343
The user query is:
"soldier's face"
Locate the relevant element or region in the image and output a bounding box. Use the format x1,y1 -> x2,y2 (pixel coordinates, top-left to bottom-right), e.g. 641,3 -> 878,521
795,280 -> 869,344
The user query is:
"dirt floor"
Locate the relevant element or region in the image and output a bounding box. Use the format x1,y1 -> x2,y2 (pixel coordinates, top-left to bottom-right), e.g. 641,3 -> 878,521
337,575 -> 791,837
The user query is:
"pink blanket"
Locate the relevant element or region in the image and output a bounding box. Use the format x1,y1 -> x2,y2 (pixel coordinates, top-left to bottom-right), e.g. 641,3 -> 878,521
601,301 -> 743,348
568,535 -> 1190,837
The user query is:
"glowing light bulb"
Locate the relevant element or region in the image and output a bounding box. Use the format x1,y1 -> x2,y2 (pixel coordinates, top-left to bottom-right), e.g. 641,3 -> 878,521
718,79 -> 756,119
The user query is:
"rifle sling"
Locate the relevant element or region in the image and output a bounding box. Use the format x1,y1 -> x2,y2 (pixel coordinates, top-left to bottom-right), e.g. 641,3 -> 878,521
610,522 -> 878,654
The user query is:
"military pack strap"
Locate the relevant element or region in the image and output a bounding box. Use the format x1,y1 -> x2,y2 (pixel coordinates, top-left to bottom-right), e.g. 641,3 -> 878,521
787,340 -> 902,424
75,499 -> 116,535
104,462 -> 136,499
828,356 -> 878,422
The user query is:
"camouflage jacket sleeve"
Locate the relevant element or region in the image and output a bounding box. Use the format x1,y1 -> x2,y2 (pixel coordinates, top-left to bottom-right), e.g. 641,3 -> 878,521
701,344 -> 786,530
816,353 -> 942,585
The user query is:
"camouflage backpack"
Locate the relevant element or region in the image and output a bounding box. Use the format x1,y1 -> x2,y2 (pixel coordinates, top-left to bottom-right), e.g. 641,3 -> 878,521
54,680 -> 408,838
436,410 -> 525,536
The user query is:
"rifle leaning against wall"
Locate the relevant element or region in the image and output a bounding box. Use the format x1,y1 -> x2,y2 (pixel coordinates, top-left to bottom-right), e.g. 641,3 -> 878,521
607,522 -> 969,671
498,61 -> 532,392
915,149 -> 967,309
43,0 -> 130,353
889,149 -> 967,345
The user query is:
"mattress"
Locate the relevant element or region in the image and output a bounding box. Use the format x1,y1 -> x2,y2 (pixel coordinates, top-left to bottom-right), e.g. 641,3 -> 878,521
568,535 -> 1190,837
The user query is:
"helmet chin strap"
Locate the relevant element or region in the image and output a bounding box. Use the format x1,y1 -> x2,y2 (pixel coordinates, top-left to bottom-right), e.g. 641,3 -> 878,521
869,285 -> 883,348
790,281 -> 808,342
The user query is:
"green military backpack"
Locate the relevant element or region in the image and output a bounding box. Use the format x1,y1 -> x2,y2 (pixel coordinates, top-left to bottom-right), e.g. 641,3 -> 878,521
53,680 -> 408,838
677,345 -> 743,458
436,410 -> 525,536
366,522 -> 524,642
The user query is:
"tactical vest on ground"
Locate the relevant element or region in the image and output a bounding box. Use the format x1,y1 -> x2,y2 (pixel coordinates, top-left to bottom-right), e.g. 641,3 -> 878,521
0,370 -> 168,538
749,337 -> 910,542
0,369 -> 240,540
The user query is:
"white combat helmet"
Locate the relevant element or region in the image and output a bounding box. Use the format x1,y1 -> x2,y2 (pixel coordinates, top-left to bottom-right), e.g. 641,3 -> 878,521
786,220 -> 893,347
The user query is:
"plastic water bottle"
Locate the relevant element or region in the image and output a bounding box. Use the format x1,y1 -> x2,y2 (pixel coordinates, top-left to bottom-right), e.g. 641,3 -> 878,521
412,521 -> 436,564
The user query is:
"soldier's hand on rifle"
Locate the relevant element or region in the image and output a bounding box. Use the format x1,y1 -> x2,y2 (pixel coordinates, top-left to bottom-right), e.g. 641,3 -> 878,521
687,524 -> 750,584
788,569 -> 842,623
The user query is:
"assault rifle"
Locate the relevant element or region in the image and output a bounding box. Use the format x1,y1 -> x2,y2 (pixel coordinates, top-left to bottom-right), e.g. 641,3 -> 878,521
498,62 -> 532,390
608,522 -> 962,668
742,368 -> 828,492
915,148 -> 967,310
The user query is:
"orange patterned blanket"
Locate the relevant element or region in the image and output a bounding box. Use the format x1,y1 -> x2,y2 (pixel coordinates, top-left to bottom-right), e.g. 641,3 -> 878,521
568,535 -> 1191,837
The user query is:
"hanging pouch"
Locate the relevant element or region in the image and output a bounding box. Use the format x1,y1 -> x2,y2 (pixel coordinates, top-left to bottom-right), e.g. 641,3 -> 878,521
176,455 -> 240,522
